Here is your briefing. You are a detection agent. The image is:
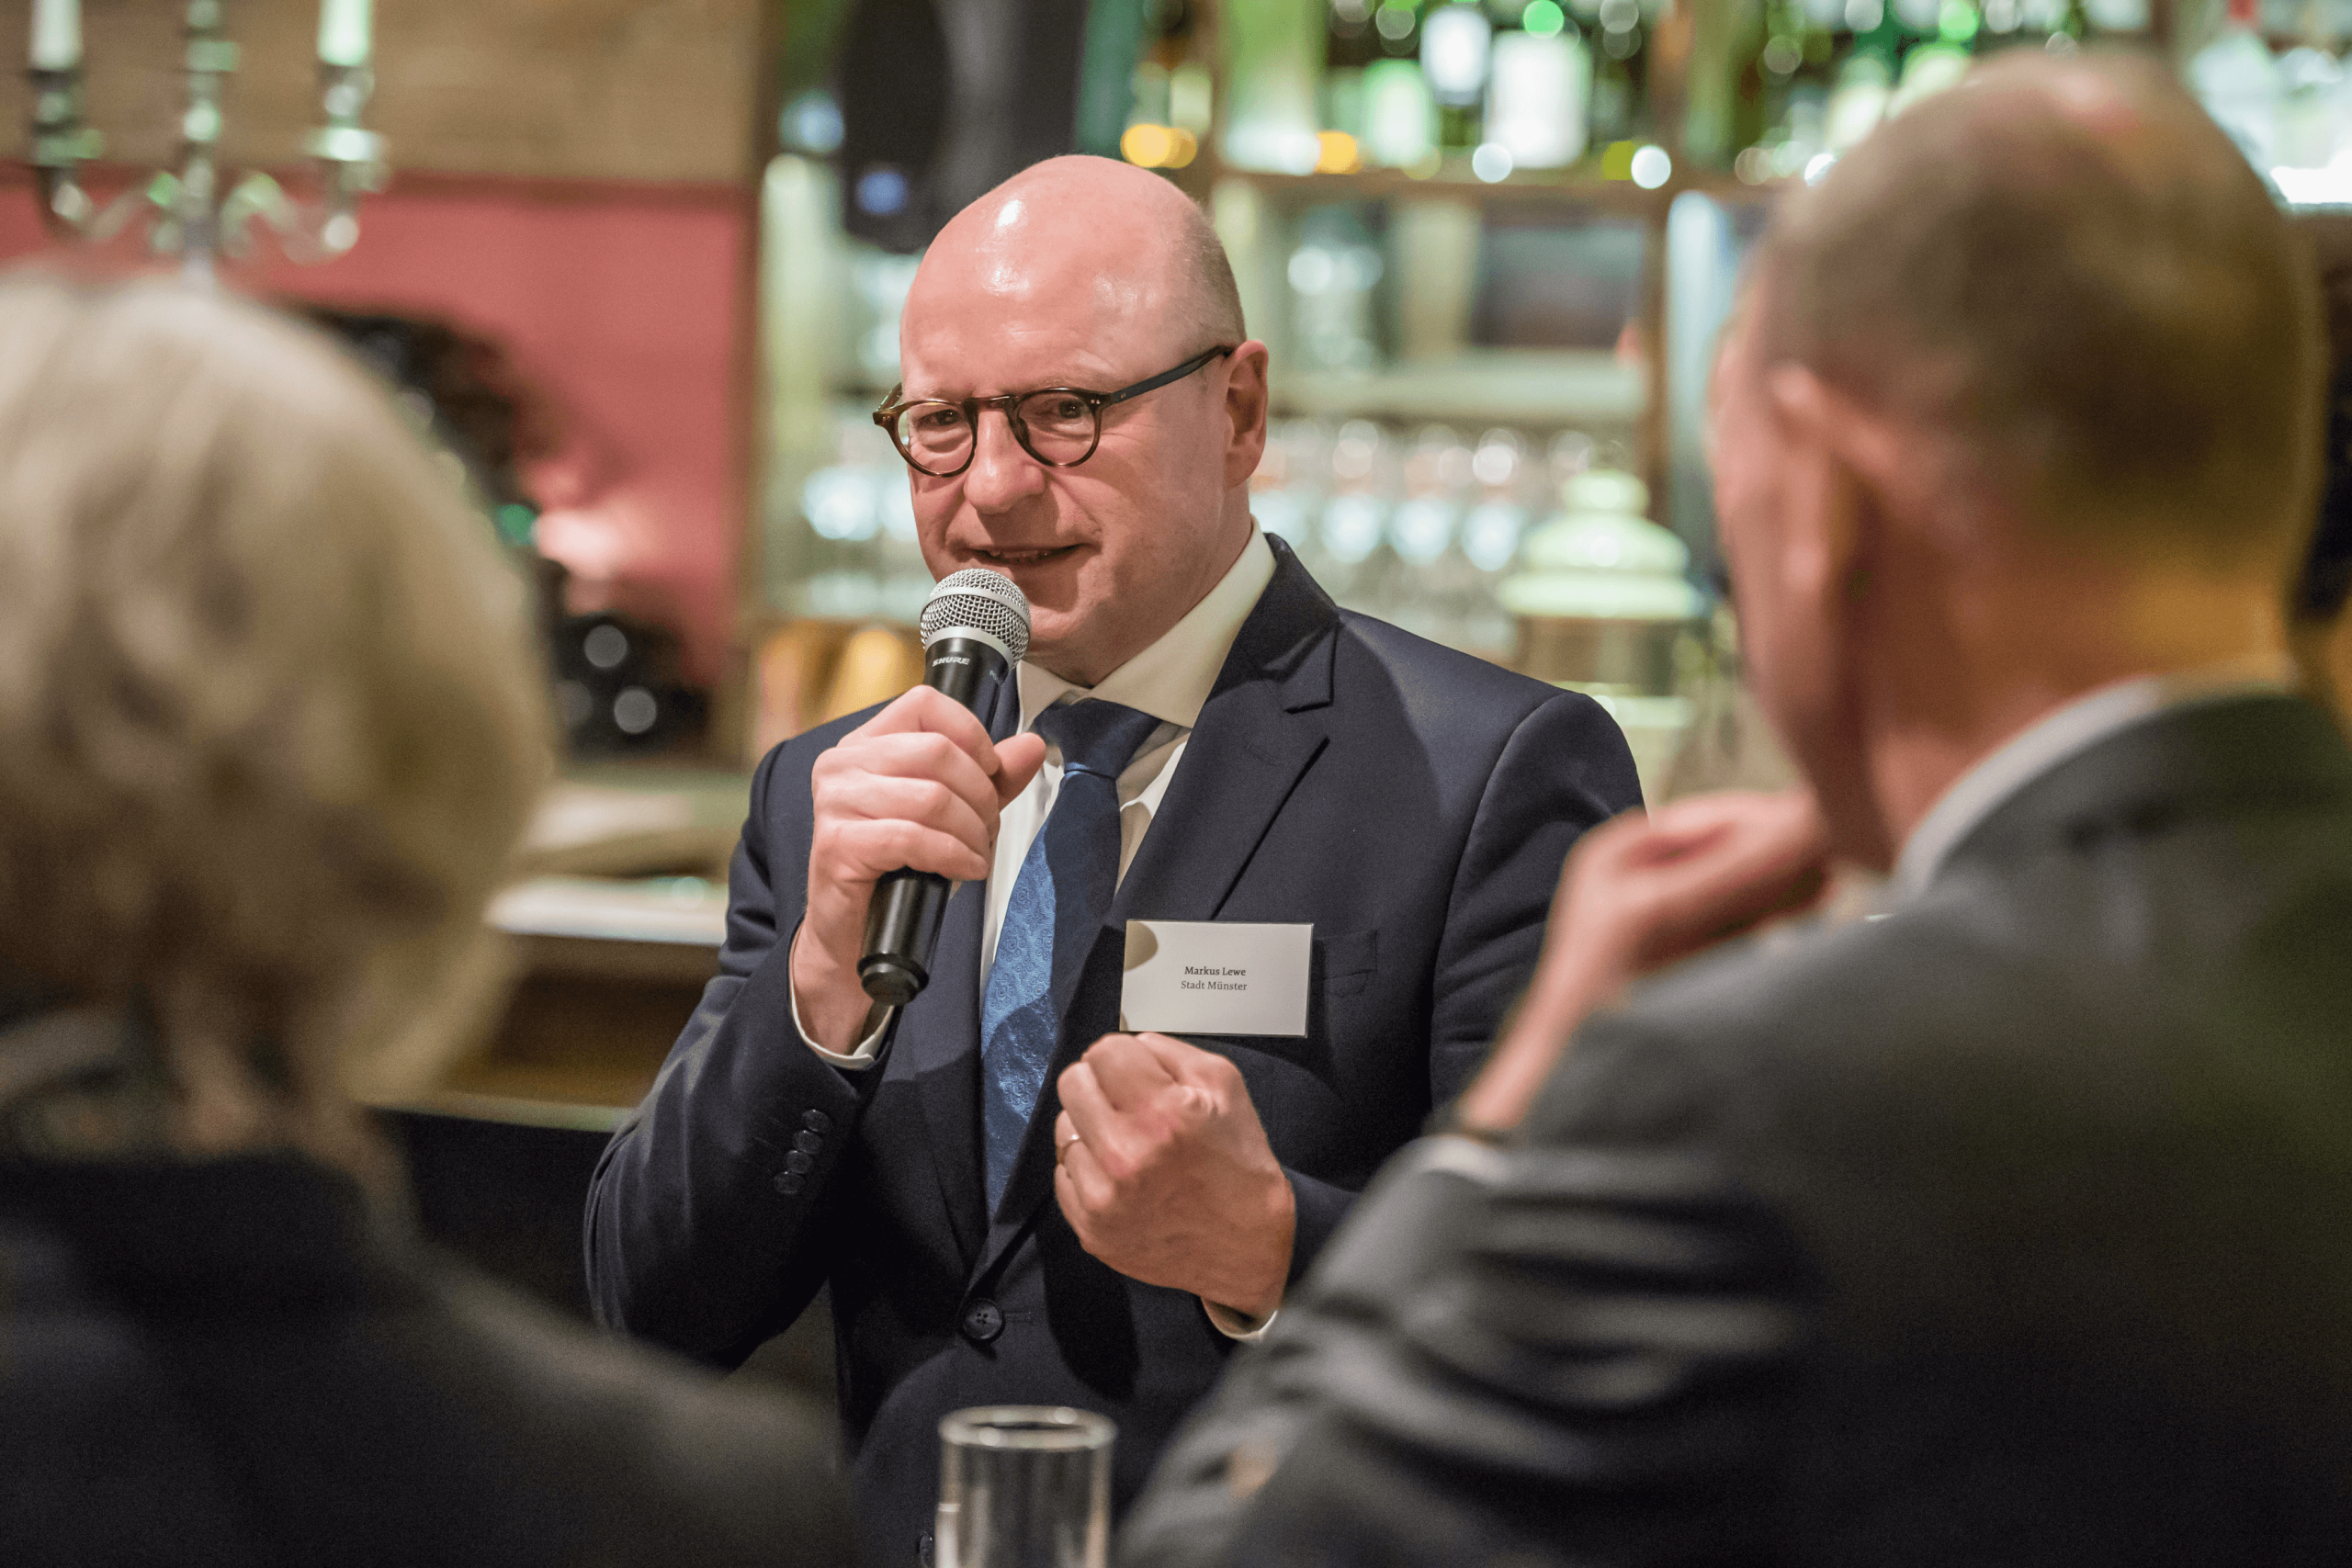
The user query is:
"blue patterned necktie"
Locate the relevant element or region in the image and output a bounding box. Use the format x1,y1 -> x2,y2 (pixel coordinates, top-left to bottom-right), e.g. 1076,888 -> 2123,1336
978,697 -> 1164,1213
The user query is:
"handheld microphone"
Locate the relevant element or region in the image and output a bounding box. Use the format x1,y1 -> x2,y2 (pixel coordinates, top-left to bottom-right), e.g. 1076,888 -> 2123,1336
857,569 -> 1033,1007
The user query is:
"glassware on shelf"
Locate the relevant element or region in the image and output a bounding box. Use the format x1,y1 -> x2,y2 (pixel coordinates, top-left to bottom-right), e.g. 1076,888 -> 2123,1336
1387,423 -> 1468,634
1318,417 -> 1394,604
803,466 -> 878,543
1487,24 -> 1592,167
850,249 -> 920,389
1739,0 -> 2133,185
1287,207 -> 1385,374
1250,418 -> 1328,552
1461,428 -> 1533,645
1362,57 -> 1440,165
1223,0 -> 1326,173
795,411 -> 933,625
1547,429 -> 1597,492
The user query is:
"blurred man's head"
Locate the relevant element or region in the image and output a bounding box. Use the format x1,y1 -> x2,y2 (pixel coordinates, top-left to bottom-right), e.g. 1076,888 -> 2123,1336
896,155 -> 1271,685
1711,51 -> 2322,867
0,276 -> 549,1161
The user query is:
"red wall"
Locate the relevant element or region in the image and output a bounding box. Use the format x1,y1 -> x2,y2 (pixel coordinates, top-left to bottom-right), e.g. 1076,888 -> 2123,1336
0,171 -> 751,685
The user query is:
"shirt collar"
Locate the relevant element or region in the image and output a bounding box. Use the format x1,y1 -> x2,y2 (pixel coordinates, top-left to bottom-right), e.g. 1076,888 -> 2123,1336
1017,527 -> 1275,733
1891,651 -> 2300,901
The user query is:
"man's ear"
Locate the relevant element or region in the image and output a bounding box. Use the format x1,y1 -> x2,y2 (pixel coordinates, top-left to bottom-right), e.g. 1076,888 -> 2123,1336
1221,341 -> 1271,490
1765,366 -> 1897,616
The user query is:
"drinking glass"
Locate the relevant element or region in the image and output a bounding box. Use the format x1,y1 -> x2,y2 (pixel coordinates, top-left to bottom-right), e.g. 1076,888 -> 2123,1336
934,1405 -> 1114,1568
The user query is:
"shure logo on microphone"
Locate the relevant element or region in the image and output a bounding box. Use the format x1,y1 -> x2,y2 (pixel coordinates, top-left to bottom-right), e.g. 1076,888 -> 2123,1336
933,655 -> 973,669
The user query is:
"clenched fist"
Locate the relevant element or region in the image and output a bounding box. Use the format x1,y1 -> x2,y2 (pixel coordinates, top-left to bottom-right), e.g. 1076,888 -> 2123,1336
789,684 -> 1047,1052
1053,1032 -> 1295,1323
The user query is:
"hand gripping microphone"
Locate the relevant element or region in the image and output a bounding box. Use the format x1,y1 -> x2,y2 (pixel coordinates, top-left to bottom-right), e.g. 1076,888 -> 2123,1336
857,569 -> 1033,1007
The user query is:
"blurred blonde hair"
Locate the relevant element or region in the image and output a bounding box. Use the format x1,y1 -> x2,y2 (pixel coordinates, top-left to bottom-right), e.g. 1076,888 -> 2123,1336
0,274 -> 551,1165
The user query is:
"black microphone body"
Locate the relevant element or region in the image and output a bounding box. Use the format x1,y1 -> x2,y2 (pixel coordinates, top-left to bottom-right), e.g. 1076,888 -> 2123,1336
857,629 -> 1020,1007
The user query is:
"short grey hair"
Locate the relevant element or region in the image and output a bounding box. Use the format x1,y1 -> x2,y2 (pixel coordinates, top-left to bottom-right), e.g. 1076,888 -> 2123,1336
1758,50 -> 2321,565
1182,197 -> 1246,346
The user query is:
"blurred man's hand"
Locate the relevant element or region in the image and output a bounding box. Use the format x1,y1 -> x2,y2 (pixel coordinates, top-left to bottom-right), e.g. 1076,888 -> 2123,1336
1054,1032 -> 1295,1322
791,686 -> 1046,1052
1455,790 -> 1832,1134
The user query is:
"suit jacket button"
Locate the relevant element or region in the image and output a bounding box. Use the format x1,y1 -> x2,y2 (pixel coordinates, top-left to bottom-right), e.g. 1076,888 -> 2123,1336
785,1149 -> 814,1175
961,1299 -> 1004,1344
803,1109 -> 832,1134
775,1172 -> 804,1196
795,1129 -> 824,1155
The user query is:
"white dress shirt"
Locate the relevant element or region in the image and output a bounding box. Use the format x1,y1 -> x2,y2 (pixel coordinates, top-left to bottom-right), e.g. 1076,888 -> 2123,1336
789,527 -> 1281,1337
1891,653 -> 2300,903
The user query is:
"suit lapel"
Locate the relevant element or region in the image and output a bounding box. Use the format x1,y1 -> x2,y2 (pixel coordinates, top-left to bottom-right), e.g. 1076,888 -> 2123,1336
968,540 -> 1341,1284
897,669 -> 1023,1269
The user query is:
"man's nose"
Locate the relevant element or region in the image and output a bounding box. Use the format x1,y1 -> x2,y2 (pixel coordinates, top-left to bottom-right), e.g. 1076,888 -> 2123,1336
961,407 -> 1047,513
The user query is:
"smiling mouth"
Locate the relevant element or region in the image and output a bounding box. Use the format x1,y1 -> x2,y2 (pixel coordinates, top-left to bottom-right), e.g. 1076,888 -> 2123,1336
974,545 -> 1077,568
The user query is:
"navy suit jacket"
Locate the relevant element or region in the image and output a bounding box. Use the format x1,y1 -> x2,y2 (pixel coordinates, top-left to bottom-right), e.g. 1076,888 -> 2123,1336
584,540 -> 1642,1564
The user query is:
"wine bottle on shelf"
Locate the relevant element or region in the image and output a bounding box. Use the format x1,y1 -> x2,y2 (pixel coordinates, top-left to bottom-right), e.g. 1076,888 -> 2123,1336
1587,0 -> 1647,146
1421,3 -> 1495,152
1222,0 -> 1322,173
1324,0 -> 1381,147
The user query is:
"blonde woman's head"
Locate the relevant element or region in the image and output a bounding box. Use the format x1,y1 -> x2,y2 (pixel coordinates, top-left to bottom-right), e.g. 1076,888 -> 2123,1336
0,274 -> 551,1160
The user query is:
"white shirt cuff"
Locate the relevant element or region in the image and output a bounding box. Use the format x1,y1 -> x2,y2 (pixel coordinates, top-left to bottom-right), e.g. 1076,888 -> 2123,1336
790,968 -> 893,1069
1202,1297 -> 1280,1342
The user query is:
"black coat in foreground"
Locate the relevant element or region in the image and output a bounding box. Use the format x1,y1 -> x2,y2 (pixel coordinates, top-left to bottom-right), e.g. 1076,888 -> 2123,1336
1124,694 -> 2352,1568
584,539 -> 1642,1566
0,1151 -> 853,1568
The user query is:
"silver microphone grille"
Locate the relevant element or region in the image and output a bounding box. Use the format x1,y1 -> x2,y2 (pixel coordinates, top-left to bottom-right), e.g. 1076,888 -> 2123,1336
919,569 -> 1032,665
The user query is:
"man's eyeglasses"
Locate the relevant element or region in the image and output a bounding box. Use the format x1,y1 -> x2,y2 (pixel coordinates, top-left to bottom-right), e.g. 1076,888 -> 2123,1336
873,345 -> 1238,478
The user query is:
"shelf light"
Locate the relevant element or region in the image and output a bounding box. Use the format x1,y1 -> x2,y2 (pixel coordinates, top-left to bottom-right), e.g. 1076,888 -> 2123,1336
1629,144 -> 1672,188
1120,123 -> 1199,170
2274,161 -> 2352,207
1471,141 -> 1515,181
1316,130 -> 1363,175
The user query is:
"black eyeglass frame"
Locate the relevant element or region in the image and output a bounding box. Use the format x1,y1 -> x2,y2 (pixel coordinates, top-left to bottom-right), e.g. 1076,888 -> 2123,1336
872,344 -> 1238,478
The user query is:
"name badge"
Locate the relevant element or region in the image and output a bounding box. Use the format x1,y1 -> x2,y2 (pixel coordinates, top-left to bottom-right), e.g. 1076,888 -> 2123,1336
1119,920 -> 1312,1037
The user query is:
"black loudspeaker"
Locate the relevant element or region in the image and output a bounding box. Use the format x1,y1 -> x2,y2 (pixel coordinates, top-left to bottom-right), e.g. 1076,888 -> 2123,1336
836,0 -> 1094,254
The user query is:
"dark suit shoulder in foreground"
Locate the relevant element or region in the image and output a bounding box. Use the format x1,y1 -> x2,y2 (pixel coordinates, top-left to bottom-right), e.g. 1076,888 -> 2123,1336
0,1153 -> 854,1568
1125,694 -> 2352,1568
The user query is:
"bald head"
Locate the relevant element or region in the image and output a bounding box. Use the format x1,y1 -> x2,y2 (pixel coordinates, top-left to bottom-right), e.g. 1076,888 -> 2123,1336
889,155 -> 1270,686
915,155 -> 1242,365
1755,51 -> 2320,569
